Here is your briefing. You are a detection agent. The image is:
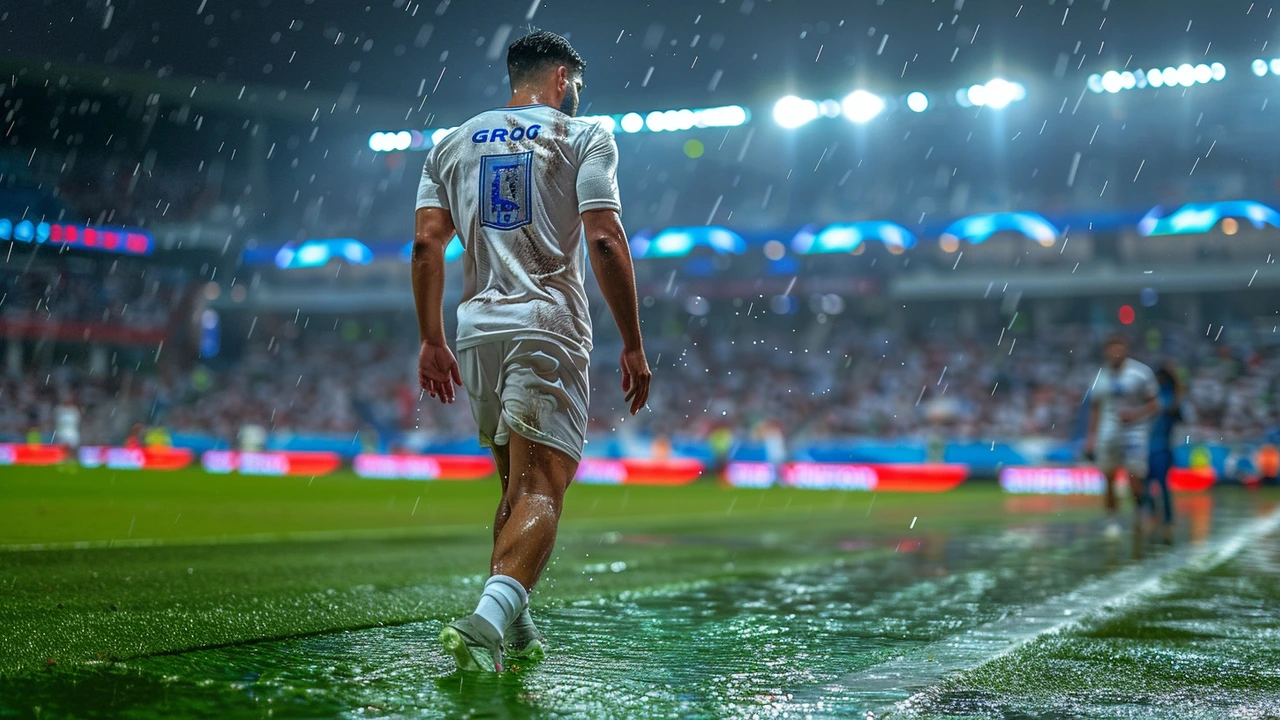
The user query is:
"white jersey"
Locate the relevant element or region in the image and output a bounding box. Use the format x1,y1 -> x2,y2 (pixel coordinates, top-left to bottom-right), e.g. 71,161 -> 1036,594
416,104 -> 622,354
55,405 -> 80,442
1093,358 -> 1158,446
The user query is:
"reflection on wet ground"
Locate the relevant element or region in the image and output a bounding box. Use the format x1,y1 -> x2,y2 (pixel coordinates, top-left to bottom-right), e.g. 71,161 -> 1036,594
4,492 -> 1279,719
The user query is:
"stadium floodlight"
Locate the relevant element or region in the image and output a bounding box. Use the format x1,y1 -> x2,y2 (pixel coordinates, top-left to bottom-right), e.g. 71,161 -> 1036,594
955,88 -> 972,108
645,111 -> 667,132
1194,64 -> 1213,84
1148,68 -> 1164,87
430,127 -> 455,144
694,105 -> 748,127
1211,62 -> 1226,81
841,90 -> 885,123
1087,74 -> 1104,93
772,95 -> 819,129
1255,59 -> 1270,77
906,91 -> 929,112
1120,71 -> 1136,90
620,112 -> 644,133
818,99 -> 842,118
966,83 -> 988,106
1176,64 -> 1196,87
983,78 -> 1020,108
1271,59 -> 1280,76
1101,71 -> 1123,94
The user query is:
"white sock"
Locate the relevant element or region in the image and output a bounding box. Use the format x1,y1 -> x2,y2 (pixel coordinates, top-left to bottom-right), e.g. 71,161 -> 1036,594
472,575 -> 527,640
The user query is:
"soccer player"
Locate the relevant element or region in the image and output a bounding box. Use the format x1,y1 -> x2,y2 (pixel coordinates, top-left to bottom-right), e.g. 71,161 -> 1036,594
1147,362 -> 1183,543
412,30 -> 650,672
1084,335 -> 1159,538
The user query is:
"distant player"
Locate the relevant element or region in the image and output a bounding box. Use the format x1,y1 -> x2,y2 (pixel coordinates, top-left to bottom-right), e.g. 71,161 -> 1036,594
1146,362 -> 1183,543
53,396 -> 81,473
412,30 -> 650,672
54,397 -> 81,449
1084,335 -> 1159,537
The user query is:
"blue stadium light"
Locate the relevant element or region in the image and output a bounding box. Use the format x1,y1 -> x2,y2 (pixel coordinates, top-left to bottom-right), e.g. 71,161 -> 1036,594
631,227 -> 746,259
940,212 -> 1060,246
1271,59 -> 1280,76
1254,59 -> 1270,77
1138,201 -> 1280,237
1086,74 -> 1105,93
772,95 -> 819,129
791,222 -> 917,254
906,91 -> 929,113
275,239 -> 374,269
841,90 -> 885,124
1212,62 -> 1227,81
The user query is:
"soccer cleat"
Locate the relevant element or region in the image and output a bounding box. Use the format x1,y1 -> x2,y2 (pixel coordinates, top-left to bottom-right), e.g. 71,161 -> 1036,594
505,620 -> 546,662
439,615 -> 505,672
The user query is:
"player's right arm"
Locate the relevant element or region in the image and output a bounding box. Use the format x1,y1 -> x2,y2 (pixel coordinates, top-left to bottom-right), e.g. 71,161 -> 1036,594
412,147 -> 462,404
584,208 -> 650,415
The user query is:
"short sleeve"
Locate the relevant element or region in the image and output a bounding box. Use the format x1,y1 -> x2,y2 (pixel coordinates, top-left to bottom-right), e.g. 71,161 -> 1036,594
576,126 -> 622,215
415,146 -> 449,211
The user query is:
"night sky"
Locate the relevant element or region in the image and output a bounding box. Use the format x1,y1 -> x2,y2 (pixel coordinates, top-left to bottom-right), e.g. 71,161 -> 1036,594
3,0 -> 1276,125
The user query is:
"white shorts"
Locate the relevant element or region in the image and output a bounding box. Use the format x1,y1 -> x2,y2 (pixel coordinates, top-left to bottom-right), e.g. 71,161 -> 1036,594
1098,438 -> 1148,480
459,337 -> 589,462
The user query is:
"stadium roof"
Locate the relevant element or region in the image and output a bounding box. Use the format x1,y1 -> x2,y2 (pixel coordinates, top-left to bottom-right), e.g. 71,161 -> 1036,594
2,0 -> 1268,127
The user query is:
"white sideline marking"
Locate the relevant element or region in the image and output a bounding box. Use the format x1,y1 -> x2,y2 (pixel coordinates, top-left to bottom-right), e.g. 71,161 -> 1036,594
827,507 -> 1280,716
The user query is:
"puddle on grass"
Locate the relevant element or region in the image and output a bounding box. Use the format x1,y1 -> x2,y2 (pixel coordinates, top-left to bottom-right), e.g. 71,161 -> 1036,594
3,494 -> 1278,719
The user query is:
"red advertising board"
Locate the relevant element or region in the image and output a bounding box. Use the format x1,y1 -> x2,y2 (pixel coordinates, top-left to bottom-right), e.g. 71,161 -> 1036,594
575,458 -> 705,486
1001,466 -> 1214,494
78,446 -> 194,471
353,454 -> 495,480
725,462 -> 968,492
201,450 -> 343,476
0,443 -> 68,466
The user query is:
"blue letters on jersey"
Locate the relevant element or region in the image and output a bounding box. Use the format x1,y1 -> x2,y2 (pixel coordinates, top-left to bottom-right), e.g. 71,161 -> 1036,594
479,151 -> 533,230
471,125 -> 541,143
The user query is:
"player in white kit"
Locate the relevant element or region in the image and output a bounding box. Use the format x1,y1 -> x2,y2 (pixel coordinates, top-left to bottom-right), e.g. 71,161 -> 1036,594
1084,335 -> 1159,537
412,30 -> 650,672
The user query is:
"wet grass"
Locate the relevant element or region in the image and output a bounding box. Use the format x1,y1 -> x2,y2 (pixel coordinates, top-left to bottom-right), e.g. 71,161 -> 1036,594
4,467 -> 1278,719
0,467 -> 1037,677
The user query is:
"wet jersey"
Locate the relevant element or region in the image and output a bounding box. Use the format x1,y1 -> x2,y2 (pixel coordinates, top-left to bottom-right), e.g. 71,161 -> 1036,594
1093,358 -> 1158,447
416,104 -> 622,354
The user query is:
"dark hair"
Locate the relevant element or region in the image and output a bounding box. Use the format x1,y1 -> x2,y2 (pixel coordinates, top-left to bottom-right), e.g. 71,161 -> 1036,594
1103,334 -> 1129,349
507,30 -> 585,88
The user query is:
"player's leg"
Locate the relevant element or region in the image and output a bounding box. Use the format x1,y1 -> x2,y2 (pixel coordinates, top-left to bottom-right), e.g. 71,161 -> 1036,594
488,440 -> 544,659
491,443 -> 511,544
442,340 -> 586,671
1098,446 -> 1123,537
1149,450 -> 1174,543
491,431 -> 578,587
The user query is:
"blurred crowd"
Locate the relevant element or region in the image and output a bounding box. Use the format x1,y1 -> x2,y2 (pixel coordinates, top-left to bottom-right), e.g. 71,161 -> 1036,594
2,320 -> 1275,451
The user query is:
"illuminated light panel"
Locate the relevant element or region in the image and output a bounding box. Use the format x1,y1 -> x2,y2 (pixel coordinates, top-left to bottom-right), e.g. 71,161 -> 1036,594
631,226 -> 747,259
370,105 -> 749,152
841,90 -> 886,123
1138,201 -> 1280,237
790,222 -> 917,254
773,95 -> 819,129
275,238 -> 374,269
939,212 -> 1060,245
963,78 -> 1027,108
1089,61 -> 1225,93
